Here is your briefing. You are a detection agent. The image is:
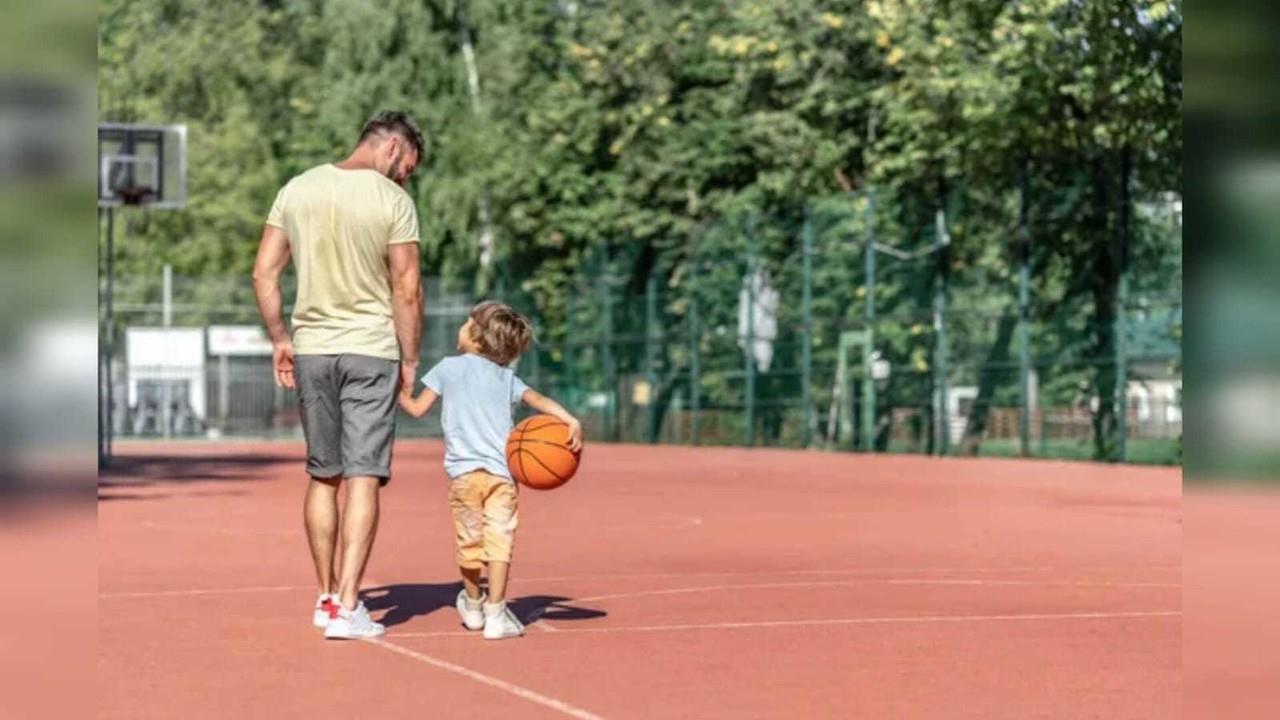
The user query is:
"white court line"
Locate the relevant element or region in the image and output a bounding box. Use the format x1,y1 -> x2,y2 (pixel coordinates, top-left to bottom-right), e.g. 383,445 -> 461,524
390,610 -> 1182,639
100,584 -> 310,599
886,579 -> 1180,588
573,578 -> 1180,604
494,565 -> 1181,584
99,569 -> 1180,599
366,637 -> 604,720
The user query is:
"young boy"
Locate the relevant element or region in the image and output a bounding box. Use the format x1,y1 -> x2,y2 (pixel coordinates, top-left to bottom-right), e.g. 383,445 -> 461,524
399,301 -> 582,639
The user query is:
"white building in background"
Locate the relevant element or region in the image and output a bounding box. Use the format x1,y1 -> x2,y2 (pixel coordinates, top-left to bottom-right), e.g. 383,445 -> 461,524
124,327 -> 206,435
737,269 -> 779,373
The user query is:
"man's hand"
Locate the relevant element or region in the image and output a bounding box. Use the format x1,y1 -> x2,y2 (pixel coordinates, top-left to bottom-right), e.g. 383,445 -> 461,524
400,360 -> 419,394
253,224 -> 294,388
273,340 -> 296,389
397,388 -> 416,415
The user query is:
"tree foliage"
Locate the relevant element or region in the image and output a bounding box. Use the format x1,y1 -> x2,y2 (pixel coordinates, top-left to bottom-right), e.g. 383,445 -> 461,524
99,0 -> 1181,458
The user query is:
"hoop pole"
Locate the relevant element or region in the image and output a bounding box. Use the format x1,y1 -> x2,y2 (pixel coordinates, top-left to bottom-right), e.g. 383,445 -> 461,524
98,208 -> 106,469
105,206 -> 115,464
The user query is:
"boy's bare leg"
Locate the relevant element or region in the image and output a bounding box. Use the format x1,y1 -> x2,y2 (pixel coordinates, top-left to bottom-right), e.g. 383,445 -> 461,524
304,476 -> 341,595
460,566 -> 484,600
487,561 -> 510,603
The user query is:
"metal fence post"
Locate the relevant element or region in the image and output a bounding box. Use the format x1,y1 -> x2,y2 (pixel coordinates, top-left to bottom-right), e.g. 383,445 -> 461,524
934,207 -> 950,456
801,208 -> 814,449
688,258 -> 700,446
599,246 -> 616,442
1017,162 -> 1033,457
645,272 -> 659,443
744,215 -> 757,447
565,291 -> 577,406
862,190 -> 877,452
1115,148 -> 1131,462
530,305 -> 542,391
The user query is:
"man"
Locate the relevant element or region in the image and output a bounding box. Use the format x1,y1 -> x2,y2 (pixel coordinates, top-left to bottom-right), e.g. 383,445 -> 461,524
252,111 -> 424,639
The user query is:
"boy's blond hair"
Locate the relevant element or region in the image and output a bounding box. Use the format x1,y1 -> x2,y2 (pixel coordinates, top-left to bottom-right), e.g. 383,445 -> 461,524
467,301 -> 534,367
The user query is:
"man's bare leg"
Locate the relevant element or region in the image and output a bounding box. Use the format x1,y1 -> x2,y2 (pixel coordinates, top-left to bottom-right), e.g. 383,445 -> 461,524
304,476 -> 341,596
335,476 -> 380,610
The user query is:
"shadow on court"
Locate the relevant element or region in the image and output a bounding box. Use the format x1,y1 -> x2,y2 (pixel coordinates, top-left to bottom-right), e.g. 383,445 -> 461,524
99,453 -> 297,488
363,582 -> 607,629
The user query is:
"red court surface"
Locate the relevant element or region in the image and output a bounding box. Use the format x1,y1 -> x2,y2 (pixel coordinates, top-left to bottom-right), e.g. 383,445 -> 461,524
100,441 -> 1180,719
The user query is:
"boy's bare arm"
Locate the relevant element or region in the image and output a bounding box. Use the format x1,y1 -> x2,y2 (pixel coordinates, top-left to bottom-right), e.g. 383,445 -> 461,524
398,387 -> 439,418
521,389 -> 583,452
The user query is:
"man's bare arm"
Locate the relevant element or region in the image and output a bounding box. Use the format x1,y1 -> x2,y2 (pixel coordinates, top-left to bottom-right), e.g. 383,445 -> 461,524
388,242 -> 423,391
252,225 -> 295,388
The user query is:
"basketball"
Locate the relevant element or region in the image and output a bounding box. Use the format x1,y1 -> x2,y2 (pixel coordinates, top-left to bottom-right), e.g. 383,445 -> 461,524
506,414 -> 581,490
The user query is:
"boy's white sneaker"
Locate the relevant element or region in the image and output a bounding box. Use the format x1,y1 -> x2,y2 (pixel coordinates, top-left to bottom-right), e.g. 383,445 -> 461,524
312,593 -> 337,628
456,590 -> 486,631
483,601 -> 525,640
324,601 -> 385,640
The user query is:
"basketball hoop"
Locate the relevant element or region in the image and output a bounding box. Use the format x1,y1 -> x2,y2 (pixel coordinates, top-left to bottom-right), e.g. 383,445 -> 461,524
98,124 -> 186,209
98,123 -> 188,469
115,186 -> 157,206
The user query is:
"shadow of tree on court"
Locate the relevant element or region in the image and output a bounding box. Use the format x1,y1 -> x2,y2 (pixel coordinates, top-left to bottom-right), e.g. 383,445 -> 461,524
97,488 -> 249,502
98,453 -> 298,500
362,583 -> 607,629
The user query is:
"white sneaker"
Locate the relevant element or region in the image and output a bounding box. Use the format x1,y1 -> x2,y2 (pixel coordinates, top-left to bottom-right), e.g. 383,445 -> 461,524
324,601 -> 385,640
312,593 -> 337,628
483,601 -> 525,640
456,590 -> 486,631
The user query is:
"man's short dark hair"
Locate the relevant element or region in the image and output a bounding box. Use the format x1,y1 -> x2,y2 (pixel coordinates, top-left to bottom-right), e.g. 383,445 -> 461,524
358,111 -> 425,159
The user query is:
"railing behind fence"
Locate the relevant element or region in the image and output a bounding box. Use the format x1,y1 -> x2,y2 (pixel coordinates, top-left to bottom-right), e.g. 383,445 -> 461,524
101,193 -> 1180,465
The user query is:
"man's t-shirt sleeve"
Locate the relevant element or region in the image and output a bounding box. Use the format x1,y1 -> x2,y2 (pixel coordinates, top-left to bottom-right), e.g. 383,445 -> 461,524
510,374 -> 531,404
265,185 -> 288,229
389,191 -> 420,245
422,360 -> 448,395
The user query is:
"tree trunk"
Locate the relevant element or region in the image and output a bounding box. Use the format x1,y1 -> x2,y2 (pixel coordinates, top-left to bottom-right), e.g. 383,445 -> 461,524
958,309 -> 1017,455
1091,278 -> 1119,460
1089,155 -> 1121,461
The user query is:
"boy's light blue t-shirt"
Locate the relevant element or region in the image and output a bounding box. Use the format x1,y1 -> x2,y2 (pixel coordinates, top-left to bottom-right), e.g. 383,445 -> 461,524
422,354 -> 529,481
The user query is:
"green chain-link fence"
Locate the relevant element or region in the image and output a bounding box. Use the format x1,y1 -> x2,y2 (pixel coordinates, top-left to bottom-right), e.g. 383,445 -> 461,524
101,186 -> 1180,464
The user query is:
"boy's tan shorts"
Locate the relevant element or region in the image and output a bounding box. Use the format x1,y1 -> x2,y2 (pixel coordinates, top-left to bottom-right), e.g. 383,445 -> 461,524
448,471 -> 519,569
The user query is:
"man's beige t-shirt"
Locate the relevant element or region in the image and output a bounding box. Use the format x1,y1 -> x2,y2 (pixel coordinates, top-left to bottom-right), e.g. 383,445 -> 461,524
265,164 -> 420,361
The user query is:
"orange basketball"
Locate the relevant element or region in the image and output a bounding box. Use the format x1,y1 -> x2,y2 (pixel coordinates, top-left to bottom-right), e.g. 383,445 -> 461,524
506,414 -> 581,490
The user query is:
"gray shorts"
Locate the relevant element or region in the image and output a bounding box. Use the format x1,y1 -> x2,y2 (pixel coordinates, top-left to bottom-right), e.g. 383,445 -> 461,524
295,354 -> 398,484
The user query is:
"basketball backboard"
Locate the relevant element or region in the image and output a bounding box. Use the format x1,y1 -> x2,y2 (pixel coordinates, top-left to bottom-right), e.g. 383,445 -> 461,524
97,123 -> 186,208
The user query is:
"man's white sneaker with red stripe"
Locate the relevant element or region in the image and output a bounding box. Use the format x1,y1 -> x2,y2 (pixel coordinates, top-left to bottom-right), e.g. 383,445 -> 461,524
324,601 -> 385,640
313,593 -> 337,628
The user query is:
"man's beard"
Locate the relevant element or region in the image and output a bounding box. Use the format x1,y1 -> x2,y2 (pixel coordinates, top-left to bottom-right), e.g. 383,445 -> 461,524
384,147 -> 404,181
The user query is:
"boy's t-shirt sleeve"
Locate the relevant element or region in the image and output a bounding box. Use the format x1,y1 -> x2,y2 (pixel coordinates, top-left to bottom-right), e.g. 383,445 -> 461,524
422,360 -> 448,394
510,374 -> 531,404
